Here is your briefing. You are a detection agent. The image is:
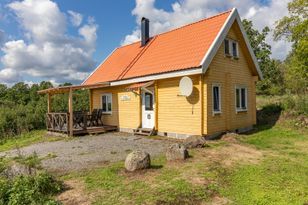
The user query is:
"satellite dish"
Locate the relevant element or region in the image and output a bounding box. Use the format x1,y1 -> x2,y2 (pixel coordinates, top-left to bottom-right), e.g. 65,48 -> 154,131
179,76 -> 193,96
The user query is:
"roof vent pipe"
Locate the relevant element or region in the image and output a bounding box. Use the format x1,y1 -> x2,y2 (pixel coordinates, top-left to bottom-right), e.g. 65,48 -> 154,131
141,17 -> 150,46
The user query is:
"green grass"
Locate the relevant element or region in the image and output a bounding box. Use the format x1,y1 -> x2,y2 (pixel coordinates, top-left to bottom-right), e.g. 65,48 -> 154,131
64,124 -> 308,205
222,125 -> 308,205
0,130 -> 62,152
241,125 -> 307,150
223,156 -> 308,205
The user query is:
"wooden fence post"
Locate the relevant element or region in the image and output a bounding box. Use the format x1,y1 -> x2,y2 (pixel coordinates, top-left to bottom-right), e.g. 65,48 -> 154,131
68,88 -> 74,136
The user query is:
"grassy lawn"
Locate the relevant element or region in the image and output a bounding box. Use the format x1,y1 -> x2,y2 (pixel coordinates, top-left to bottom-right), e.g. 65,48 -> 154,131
0,130 -> 63,152
61,123 -> 307,205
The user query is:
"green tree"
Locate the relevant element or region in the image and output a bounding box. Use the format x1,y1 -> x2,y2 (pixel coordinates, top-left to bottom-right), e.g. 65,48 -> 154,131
274,0 -> 308,94
242,19 -> 285,95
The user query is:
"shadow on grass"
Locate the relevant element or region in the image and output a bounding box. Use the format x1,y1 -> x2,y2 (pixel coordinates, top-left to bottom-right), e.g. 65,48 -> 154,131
247,103 -> 282,135
151,164 -> 163,169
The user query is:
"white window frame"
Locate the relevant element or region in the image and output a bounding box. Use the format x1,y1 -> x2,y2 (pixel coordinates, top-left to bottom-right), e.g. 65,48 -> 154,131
212,83 -> 222,115
224,38 -> 239,59
235,86 -> 248,112
101,93 -> 112,114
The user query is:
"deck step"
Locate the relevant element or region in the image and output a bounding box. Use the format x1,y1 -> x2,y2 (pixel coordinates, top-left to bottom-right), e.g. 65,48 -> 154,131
133,128 -> 155,136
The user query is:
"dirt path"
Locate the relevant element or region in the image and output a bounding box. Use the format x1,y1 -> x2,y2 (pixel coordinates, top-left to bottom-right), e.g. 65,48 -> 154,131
0,132 -> 174,173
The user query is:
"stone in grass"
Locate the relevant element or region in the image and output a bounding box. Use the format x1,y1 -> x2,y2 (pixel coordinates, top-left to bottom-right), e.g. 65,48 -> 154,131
2,163 -> 37,179
166,143 -> 189,161
183,135 -> 207,149
125,150 -> 151,172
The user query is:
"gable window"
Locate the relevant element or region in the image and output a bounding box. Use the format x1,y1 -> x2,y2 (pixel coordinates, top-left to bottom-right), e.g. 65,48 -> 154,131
212,84 -> 221,114
224,39 -> 230,56
101,93 -> 112,114
232,41 -> 238,58
224,38 -> 239,58
235,86 -> 247,112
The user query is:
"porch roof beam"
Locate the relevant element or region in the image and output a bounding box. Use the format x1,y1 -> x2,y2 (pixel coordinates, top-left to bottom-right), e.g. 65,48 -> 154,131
37,82 -> 110,95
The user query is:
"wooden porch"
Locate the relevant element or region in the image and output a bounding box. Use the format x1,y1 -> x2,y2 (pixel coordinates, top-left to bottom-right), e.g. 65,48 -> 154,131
38,82 -> 117,136
46,112 -> 117,135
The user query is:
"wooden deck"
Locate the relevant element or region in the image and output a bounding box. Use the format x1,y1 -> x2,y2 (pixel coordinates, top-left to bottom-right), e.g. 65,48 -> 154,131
46,112 -> 117,136
47,125 -> 118,135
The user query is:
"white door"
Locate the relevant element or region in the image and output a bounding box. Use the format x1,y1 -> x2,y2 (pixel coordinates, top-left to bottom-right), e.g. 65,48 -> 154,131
142,89 -> 155,128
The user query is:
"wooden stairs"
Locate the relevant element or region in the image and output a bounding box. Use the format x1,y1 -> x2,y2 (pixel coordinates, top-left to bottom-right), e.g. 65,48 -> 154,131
133,127 -> 156,136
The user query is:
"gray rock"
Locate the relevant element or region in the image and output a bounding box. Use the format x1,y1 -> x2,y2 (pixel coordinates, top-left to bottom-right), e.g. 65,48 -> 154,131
183,135 -> 207,149
2,163 -> 36,179
125,150 -> 151,172
166,143 -> 189,161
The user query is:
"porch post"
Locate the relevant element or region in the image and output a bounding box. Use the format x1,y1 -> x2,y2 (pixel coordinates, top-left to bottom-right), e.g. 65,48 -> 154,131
200,75 -> 204,135
47,93 -> 52,113
154,81 -> 158,130
68,88 -> 74,136
89,89 -> 93,112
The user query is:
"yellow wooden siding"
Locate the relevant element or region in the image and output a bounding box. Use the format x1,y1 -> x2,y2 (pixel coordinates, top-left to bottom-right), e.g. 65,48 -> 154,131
204,21 -> 257,135
157,75 -> 202,135
91,86 -> 140,129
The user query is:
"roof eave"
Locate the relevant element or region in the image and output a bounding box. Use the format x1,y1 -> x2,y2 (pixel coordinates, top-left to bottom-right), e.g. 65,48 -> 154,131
110,67 -> 203,86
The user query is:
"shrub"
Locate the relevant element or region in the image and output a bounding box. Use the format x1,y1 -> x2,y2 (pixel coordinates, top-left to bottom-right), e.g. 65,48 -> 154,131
0,172 -> 63,205
281,95 -> 308,115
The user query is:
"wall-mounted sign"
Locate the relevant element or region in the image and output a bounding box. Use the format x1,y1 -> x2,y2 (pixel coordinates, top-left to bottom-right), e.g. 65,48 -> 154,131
120,95 -> 131,101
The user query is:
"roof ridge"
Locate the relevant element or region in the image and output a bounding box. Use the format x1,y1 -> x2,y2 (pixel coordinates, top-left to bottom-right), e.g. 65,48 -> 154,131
153,9 -> 233,38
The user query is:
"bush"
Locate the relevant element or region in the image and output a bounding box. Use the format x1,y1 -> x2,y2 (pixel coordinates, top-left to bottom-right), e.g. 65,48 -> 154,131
0,153 -> 63,205
0,171 -> 62,205
281,95 -> 308,115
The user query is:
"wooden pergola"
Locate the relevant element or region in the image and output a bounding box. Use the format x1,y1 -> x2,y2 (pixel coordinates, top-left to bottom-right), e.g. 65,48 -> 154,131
38,82 -> 112,136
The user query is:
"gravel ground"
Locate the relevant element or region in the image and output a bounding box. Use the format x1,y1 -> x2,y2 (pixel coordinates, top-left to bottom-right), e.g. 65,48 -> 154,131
0,132 -> 175,173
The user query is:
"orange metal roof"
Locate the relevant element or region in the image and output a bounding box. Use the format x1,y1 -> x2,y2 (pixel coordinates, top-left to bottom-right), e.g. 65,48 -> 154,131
83,10 -> 232,85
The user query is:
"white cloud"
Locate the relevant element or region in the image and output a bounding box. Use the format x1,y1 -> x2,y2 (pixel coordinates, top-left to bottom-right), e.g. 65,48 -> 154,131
0,68 -> 21,85
123,0 -> 291,60
68,10 -> 83,27
0,0 -> 97,85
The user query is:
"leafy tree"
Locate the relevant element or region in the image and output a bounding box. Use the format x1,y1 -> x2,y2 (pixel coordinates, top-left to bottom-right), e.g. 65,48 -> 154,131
242,19 -> 285,95
0,81 -> 89,139
274,0 -> 308,94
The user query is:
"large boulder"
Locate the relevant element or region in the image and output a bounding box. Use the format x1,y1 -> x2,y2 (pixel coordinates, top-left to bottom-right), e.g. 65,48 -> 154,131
183,135 -> 207,149
125,150 -> 151,172
2,163 -> 36,179
166,143 -> 189,161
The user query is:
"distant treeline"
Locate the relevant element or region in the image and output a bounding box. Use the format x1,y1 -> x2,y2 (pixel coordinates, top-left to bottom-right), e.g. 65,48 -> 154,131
0,82 -> 89,139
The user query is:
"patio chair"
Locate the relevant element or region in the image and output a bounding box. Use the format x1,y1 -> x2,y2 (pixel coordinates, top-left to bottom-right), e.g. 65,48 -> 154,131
96,109 -> 103,126
87,109 -> 98,127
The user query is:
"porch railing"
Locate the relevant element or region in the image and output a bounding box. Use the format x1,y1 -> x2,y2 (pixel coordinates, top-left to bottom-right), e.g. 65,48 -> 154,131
46,112 -> 69,132
46,110 -> 103,133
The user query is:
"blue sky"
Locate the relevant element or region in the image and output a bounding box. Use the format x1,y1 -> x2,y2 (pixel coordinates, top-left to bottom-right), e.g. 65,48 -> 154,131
0,0 -> 290,85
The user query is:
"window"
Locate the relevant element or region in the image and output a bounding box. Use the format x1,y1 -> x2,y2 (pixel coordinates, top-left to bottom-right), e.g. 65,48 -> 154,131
224,38 -> 239,58
232,41 -> 238,57
235,86 -> 247,112
145,92 -> 153,111
212,84 -> 221,114
224,39 -> 230,55
101,93 -> 112,114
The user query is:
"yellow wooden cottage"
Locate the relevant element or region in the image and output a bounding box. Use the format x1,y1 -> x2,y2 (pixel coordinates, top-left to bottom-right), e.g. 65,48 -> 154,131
39,8 -> 262,138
